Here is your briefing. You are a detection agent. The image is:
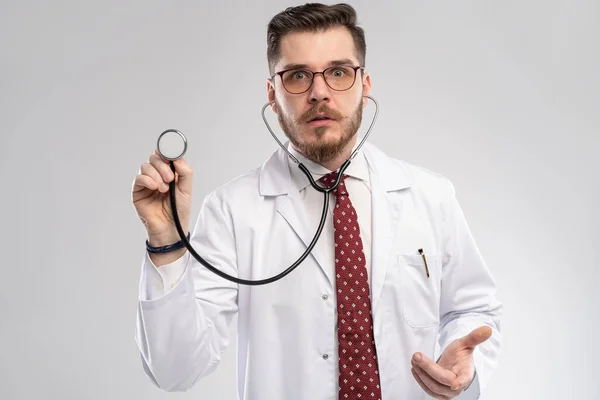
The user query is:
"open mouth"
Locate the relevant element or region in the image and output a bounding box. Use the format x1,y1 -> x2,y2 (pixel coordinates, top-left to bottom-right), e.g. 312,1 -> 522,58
309,115 -> 334,122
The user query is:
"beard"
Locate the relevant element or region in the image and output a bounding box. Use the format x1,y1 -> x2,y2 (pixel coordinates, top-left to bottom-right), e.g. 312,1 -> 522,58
276,99 -> 363,164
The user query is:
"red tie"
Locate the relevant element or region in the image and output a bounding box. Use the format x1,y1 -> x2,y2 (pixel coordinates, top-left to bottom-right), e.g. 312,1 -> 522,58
319,172 -> 382,400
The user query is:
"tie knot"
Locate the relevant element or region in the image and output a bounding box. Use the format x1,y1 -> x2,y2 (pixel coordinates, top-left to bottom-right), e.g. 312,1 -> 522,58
318,172 -> 348,196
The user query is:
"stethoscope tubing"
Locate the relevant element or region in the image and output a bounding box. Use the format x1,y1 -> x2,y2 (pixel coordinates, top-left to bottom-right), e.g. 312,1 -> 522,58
166,94 -> 379,285
168,170 -> 331,285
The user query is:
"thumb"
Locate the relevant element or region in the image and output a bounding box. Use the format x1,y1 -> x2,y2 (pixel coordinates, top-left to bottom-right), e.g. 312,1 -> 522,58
171,158 -> 194,195
461,326 -> 492,349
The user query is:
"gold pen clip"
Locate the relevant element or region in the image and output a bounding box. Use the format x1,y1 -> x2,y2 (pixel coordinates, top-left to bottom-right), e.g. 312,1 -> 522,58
418,248 -> 430,278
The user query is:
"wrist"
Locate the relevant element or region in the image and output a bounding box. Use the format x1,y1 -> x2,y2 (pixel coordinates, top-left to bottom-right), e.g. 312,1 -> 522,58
147,230 -> 188,247
147,231 -> 189,250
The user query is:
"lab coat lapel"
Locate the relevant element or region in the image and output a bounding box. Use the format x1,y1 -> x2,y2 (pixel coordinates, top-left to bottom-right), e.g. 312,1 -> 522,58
275,192 -> 333,287
363,143 -> 411,313
259,147 -> 334,288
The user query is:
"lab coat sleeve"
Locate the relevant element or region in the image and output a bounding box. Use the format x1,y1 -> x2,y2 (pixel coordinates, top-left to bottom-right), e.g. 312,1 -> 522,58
134,190 -> 239,392
436,180 -> 503,399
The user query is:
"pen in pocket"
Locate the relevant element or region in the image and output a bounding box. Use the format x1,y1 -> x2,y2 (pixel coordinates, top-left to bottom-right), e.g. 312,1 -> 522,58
417,248 -> 430,278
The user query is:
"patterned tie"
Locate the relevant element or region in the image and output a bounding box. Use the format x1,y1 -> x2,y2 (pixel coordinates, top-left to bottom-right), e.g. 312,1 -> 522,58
319,172 -> 382,400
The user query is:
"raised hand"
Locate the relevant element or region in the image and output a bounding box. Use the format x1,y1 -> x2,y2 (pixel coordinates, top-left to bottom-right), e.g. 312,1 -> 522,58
132,148 -> 194,248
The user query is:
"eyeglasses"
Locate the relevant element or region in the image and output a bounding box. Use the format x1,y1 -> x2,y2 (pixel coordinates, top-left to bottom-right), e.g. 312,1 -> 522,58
272,65 -> 363,94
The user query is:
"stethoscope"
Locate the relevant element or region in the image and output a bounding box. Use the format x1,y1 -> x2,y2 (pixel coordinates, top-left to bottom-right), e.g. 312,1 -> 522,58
156,94 -> 379,286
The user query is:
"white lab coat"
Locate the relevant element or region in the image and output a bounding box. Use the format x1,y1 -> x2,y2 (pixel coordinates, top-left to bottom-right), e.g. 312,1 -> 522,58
135,141 -> 503,399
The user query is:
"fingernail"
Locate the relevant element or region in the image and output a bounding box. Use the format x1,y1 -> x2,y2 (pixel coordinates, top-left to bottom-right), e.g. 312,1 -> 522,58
413,353 -> 421,362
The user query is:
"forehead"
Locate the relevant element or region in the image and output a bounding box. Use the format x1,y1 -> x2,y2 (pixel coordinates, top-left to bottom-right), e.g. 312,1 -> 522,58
277,26 -> 359,70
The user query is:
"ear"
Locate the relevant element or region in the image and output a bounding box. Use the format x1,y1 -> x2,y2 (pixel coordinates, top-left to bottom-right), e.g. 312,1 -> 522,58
266,78 -> 278,114
361,72 -> 372,108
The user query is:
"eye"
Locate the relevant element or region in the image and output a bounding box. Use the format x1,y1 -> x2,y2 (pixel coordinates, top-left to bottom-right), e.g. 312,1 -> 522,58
328,67 -> 352,78
291,70 -> 310,80
331,68 -> 346,77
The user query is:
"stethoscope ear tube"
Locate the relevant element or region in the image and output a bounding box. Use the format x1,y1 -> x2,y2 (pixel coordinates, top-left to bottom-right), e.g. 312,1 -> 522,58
165,95 -> 379,285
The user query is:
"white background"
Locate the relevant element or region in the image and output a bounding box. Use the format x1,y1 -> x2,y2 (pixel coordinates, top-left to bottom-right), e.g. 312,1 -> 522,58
1,0 -> 598,398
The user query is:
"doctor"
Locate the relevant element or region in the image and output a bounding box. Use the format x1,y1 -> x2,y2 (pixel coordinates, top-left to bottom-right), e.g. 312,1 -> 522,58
132,3 -> 502,399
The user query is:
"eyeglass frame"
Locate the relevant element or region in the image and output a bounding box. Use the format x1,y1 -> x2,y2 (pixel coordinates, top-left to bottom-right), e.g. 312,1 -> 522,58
270,65 -> 365,94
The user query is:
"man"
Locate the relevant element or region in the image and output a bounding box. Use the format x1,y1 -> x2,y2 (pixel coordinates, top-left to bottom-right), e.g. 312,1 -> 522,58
132,3 -> 502,399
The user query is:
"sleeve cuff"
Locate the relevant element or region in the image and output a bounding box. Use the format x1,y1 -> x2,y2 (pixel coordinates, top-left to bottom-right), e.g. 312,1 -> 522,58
139,251 -> 190,301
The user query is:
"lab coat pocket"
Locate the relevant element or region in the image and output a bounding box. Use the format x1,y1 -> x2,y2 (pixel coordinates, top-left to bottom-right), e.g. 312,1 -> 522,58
397,253 -> 442,328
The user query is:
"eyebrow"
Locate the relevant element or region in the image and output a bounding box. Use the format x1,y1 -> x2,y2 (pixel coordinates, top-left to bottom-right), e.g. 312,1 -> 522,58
280,58 -> 357,71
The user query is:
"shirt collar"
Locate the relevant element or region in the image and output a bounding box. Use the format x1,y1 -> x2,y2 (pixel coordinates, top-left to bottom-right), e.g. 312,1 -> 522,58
286,137 -> 370,192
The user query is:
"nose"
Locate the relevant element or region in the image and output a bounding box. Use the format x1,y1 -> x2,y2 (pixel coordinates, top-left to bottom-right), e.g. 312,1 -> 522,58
308,73 -> 331,104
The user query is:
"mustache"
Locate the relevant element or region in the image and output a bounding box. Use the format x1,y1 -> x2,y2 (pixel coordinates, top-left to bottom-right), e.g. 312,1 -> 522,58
297,103 -> 344,123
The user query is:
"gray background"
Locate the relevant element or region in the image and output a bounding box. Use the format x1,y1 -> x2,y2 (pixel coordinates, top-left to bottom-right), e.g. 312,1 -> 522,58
1,0 -> 598,399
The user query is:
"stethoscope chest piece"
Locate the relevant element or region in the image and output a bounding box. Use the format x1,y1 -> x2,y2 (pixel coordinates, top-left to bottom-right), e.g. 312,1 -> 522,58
157,129 -> 187,161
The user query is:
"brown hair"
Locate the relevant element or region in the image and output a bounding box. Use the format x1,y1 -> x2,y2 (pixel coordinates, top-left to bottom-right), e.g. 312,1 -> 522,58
266,3 -> 366,74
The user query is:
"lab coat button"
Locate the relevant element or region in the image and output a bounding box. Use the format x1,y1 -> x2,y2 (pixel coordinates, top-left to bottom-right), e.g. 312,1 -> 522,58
322,294 -> 328,300
322,354 -> 329,360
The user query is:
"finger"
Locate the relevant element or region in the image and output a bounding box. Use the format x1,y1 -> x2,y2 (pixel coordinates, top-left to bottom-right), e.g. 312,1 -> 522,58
133,174 -> 158,192
411,353 -> 456,386
153,147 -> 166,159
140,163 -> 169,193
411,368 -> 449,400
149,153 -> 175,184
152,149 -> 194,195
461,326 -> 493,349
170,157 -> 193,195
412,364 -> 457,398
